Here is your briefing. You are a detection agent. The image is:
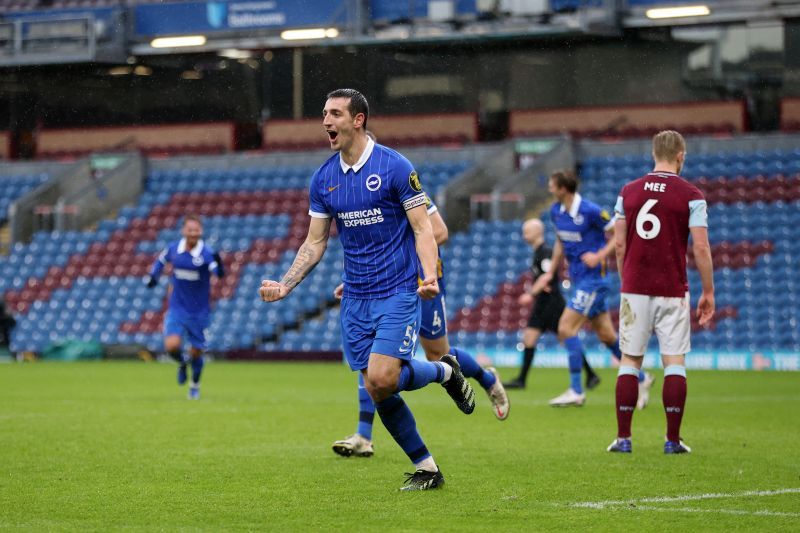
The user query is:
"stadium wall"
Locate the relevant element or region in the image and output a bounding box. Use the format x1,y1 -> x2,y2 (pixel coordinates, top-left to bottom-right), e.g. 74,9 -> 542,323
780,97 -> 800,130
510,101 -> 746,137
36,122 -> 237,157
474,349 -> 800,372
262,113 -> 478,150
0,131 -> 10,159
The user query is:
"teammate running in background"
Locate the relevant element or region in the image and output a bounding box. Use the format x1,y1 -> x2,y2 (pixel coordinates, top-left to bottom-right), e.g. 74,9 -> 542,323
607,130 -> 714,454
332,194 -> 510,459
504,218 -> 600,390
260,89 -> 475,491
146,215 -> 224,400
538,171 -> 653,407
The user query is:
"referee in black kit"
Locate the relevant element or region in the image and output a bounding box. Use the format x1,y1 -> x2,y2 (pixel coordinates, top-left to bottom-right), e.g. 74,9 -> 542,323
504,218 -> 600,390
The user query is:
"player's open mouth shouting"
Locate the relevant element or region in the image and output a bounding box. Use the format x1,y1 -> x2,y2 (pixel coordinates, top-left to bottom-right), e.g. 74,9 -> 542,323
327,129 -> 338,144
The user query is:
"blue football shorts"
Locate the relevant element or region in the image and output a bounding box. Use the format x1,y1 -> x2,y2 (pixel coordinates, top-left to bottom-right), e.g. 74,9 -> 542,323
164,310 -> 210,350
340,292 -> 421,371
419,291 -> 447,340
567,283 -> 609,319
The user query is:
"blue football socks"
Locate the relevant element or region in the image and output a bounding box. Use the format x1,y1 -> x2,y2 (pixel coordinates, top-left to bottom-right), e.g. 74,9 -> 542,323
396,359 -> 446,392
356,372 -> 375,440
190,355 -> 204,385
564,336 -> 585,394
374,394 -> 430,464
450,347 -> 496,390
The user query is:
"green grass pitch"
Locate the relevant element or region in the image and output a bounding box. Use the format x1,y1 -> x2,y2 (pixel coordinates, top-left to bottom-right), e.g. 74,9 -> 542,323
1,361 -> 798,531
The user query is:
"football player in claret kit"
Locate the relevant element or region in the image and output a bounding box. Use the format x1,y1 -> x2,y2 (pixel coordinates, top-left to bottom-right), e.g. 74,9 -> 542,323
331,192 -> 510,459
537,171 -> 653,407
146,215 -> 224,400
607,130 -> 714,454
259,89 -> 476,491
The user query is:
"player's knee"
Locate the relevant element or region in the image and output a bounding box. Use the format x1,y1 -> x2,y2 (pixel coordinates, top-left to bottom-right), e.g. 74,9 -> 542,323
557,325 -> 571,341
164,337 -> 181,353
365,371 -> 397,401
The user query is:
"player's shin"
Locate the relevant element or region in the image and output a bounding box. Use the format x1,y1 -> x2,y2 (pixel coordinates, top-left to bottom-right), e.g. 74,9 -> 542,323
190,355 -> 204,384
450,347 -> 495,390
374,394 -> 435,471
616,366 -> 640,438
663,365 -> 687,442
357,372 -> 375,440
564,336 -> 584,394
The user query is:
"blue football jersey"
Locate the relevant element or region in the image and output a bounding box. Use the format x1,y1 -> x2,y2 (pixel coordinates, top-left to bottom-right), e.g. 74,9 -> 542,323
550,193 -> 614,288
149,238 -> 221,317
309,139 -> 428,299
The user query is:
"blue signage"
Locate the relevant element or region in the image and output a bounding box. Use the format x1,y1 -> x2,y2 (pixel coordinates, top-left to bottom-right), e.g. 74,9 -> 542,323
370,0 -> 476,22
134,0 -> 349,37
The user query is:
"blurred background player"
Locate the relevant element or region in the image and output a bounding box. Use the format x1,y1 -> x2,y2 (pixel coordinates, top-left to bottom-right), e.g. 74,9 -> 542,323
332,192 -> 510,458
260,89 -> 476,491
504,218 -> 600,390
538,171 -> 653,407
146,215 -> 224,400
608,131 -> 714,454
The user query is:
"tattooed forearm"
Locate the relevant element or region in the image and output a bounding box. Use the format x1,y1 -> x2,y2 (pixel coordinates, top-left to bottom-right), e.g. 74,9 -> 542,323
280,242 -> 324,289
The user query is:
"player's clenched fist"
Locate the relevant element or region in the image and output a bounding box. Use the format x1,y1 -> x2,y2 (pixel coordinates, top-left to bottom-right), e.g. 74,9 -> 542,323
260,280 -> 290,302
417,276 -> 439,300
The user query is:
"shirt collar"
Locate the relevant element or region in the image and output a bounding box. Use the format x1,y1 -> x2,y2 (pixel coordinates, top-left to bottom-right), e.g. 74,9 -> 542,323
339,138 -> 375,174
177,238 -> 204,258
559,193 -> 582,219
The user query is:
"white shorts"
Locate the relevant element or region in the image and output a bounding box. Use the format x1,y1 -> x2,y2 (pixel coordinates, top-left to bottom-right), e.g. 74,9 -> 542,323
618,292 -> 691,356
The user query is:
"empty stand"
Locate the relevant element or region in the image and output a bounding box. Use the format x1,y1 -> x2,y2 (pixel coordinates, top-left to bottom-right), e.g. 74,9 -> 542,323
2,156 -> 471,353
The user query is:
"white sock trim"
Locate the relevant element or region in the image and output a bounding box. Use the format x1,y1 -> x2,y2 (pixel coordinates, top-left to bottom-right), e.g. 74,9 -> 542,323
440,362 -> 453,383
664,365 -> 686,378
617,365 -> 640,377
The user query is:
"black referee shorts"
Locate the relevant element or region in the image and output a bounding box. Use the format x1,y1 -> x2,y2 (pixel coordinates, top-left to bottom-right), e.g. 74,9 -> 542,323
526,296 -> 565,333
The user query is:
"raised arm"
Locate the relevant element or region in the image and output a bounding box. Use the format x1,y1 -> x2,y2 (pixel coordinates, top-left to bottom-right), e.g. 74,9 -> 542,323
690,225 -> 715,326
406,204 -> 440,299
259,217 -> 331,302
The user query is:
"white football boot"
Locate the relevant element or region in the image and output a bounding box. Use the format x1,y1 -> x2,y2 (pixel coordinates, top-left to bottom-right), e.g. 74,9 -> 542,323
332,434 -> 374,458
548,388 -> 586,407
485,368 -> 510,420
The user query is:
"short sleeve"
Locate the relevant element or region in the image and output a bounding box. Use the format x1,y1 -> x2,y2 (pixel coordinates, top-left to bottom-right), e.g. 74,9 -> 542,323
308,169 -> 331,219
688,185 -> 707,228
688,199 -> 708,227
614,195 -> 625,219
392,156 -> 427,211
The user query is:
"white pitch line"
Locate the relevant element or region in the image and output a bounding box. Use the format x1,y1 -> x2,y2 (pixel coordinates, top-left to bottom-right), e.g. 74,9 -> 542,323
572,488 -> 800,509
630,505 -> 800,518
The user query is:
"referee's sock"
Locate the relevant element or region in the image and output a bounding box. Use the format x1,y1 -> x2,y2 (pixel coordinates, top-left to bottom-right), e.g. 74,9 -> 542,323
356,372 -> 375,441
450,347 -> 495,390
518,346 -> 535,384
564,336 -> 585,394
396,359 -> 450,391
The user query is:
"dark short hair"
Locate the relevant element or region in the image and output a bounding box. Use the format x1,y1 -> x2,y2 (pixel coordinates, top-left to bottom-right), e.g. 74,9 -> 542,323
183,214 -> 202,226
326,88 -> 369,130
549,170 -> 578,193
